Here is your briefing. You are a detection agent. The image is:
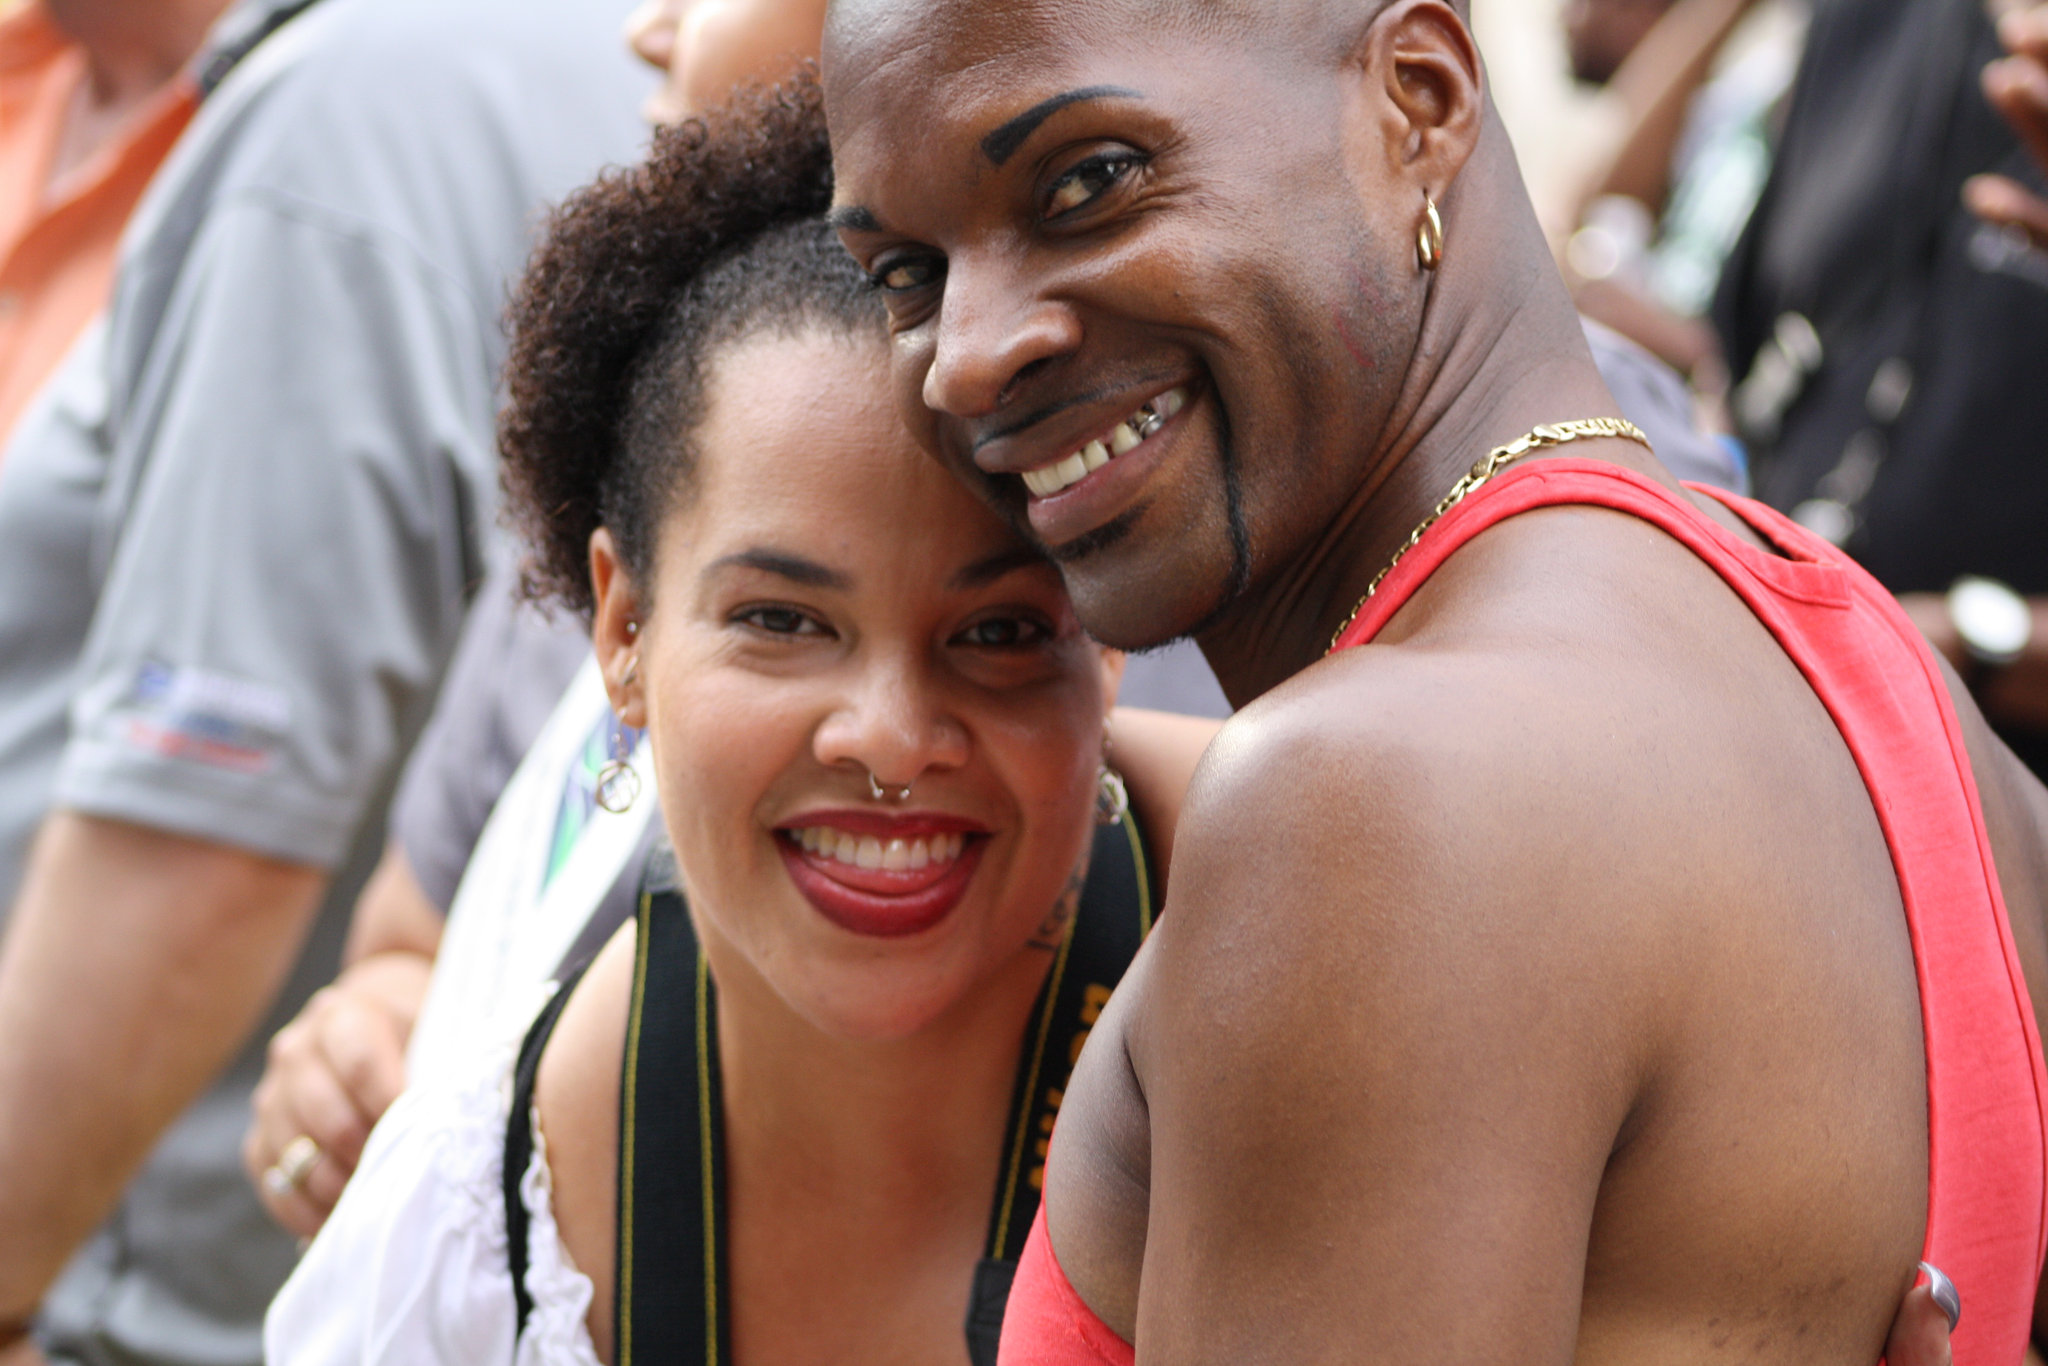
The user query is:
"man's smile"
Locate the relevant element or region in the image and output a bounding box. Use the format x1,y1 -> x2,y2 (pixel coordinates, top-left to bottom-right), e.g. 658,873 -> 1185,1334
1019,385 -> 1188,497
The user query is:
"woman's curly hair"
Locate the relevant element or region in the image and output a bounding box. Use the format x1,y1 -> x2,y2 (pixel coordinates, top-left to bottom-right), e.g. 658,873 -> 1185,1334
500,74 -> 882,616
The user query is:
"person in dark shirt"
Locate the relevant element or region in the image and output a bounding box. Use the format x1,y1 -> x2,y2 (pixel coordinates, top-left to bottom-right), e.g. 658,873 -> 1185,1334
1716,0 -> 2048,778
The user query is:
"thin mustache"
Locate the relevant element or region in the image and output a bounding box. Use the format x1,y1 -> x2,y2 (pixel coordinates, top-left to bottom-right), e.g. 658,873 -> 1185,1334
967,371 -> 1184,453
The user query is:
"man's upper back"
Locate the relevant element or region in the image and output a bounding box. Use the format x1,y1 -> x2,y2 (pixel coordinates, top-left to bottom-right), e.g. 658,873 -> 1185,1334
1046,460 -> 2048,1364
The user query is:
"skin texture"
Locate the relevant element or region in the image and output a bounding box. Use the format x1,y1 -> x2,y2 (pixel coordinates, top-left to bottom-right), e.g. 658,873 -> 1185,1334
41,0 -> 231,185
242,844 -> 441,1237
0,815 -> 323,1331
537,327 -> 1207,1365
624,0 -> 830,124
1560,0 -> 1676,86
823,0 -> 2047,1360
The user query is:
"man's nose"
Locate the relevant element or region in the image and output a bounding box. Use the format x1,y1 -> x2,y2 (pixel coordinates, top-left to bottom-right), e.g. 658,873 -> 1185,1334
922,254 -> 1082,420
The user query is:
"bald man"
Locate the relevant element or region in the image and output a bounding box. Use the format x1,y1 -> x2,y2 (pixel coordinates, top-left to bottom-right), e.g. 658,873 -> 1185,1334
821,2 -> 2048,1361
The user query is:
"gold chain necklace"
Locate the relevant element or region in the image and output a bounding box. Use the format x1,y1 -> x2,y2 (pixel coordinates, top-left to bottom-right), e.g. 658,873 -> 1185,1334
1325,417 -> 1653,655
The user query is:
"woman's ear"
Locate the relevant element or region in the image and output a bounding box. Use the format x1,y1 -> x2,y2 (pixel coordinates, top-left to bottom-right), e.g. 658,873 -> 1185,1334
1098,647 -> 1127,719
589,527 -> 648,728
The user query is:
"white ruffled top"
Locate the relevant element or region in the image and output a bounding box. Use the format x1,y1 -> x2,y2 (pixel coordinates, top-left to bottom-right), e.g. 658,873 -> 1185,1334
264,1026 -> 603,1366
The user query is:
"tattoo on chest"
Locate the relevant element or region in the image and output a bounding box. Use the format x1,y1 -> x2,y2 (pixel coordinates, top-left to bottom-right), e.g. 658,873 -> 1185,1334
1029,855 -> 1089,951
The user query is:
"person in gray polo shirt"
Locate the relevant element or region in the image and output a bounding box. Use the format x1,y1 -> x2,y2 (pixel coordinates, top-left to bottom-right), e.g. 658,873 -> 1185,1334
0,0 -> 647,1361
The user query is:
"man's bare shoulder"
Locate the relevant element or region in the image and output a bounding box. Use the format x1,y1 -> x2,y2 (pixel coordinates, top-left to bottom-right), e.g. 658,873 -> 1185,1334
1153,641 -> 1668,1024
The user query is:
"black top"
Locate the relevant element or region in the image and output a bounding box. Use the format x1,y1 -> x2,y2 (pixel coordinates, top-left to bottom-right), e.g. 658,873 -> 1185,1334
506,812 -> 1158,1366
1714,0 -> 2048,774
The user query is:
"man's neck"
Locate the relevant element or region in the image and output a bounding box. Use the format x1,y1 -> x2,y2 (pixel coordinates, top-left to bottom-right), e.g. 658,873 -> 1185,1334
45,0 -> 225,109
1194,131 -> 1675,705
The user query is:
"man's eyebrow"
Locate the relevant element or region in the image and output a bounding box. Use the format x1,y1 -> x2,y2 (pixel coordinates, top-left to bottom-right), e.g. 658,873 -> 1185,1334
980,85 -> 1143,166
950,546 -> 1050,590
827,205 -> 881,233
706,549 -> 851,589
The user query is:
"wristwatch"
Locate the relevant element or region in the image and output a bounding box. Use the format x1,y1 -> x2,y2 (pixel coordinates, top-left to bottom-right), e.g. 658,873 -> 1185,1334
1947,575 -> 2033,671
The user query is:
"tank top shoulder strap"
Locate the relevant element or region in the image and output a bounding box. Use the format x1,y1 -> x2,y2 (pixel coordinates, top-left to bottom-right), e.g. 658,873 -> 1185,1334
1330,457 -> 1853,653
1328,455 -> 2048,1361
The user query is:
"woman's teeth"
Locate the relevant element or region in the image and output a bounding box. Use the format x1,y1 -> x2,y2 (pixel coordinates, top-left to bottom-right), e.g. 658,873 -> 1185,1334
1021,386 -> 1187,499
793,827 -> 966,872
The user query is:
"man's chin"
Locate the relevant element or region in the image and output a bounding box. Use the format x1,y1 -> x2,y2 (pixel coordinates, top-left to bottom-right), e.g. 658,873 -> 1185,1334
1063,554 -> 1234,653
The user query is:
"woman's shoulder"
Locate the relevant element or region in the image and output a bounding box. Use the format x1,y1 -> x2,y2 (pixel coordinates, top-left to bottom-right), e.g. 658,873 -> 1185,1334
265,1007 -> 604,1365
533,917 -> 641,1362
1107,707 -> 1224,888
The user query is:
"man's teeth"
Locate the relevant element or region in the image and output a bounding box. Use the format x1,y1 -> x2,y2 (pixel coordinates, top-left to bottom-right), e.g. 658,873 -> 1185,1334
1021,386 -> 1187,498
794,827 -> 967,872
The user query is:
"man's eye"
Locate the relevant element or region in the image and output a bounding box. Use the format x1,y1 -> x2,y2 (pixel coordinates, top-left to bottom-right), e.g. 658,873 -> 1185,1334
870,256 -> 943,293
956,615 -> 1052,648
1044,152 -> 1143,218
738,606 -> 824,636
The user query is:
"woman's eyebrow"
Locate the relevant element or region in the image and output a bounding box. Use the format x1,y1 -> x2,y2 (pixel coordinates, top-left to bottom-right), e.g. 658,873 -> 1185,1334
950,546 -> 1049,590
980,85 -> 1144,166
706,548 -> 850,589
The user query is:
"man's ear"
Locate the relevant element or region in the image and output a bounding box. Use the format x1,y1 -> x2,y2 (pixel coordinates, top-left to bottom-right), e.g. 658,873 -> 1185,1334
589,527 -> 648,729
1342,0 -> 1483,206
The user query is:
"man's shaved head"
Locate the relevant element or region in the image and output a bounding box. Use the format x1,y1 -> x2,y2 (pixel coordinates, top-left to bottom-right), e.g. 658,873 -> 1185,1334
821,0 -> 1545,660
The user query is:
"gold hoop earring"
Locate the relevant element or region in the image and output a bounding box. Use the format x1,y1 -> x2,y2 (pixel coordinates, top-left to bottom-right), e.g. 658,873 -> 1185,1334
1418,192 -> 1445,272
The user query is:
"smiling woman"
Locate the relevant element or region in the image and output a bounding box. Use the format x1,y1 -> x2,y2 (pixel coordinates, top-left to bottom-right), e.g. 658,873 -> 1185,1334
262,77 -> 1214,1366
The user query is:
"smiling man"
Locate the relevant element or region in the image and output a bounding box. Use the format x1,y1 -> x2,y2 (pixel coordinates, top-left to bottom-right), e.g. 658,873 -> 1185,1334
821,1 -> 2048,1362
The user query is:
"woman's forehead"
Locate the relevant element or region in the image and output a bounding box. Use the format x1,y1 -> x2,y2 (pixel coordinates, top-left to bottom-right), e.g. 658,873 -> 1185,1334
687,329 -> 1038,579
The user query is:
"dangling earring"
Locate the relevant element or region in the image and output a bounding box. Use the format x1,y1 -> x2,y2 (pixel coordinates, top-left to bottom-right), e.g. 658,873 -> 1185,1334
595,718 -> 641,814
1095,766 -> 1129,826
1417,191 -> 1445,272
596,649 -> 642,814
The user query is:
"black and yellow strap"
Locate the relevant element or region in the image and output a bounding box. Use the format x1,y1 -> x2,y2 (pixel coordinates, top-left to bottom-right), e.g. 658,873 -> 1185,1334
614,867 -> 728,1366
964,813 -> 1154,1365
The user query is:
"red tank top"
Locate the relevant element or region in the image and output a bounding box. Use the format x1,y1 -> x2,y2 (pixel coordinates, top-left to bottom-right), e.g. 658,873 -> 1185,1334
998,459 -> 2048,1366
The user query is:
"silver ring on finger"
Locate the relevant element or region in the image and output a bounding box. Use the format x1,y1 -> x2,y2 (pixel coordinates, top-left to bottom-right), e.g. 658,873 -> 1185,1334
262,1134 -> 322,1198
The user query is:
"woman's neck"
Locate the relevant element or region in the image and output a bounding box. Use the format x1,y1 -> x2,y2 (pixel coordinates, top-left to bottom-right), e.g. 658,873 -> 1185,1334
707,933 -> 1055,1234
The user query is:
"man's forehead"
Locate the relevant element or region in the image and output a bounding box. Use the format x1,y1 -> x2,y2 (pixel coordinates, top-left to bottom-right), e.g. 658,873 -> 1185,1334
821,0 -> 1470,132
824,0 -> 1326,101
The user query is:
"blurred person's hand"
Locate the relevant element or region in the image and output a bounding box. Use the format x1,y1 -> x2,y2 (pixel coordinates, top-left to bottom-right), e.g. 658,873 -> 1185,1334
244,954 -> 425,1238
1968,4 -> 2048,247
243,843 -> 441,1238
0,1327 -> 45,1366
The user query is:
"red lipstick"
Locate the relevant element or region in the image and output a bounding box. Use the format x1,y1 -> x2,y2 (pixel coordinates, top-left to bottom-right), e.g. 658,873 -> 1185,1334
777,810 -> 988,939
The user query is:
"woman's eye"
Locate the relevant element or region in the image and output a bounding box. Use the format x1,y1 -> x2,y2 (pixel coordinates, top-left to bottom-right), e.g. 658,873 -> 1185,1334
737,606 -> 825,637
955,615 -> 1052,649
1044,151 -> 1143,219
869,255 -> 943,293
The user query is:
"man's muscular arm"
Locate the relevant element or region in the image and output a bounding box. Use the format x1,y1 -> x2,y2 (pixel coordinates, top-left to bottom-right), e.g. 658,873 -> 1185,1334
1123,694 -> 1636,1363
0,813 -> 322,1326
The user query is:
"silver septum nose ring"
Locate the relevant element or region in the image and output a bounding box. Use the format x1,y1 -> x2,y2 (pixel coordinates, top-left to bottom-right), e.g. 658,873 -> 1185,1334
867,770 -> 913,803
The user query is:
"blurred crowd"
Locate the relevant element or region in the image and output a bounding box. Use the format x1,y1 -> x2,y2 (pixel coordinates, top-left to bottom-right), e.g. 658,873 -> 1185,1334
0,0 -> 2043,1362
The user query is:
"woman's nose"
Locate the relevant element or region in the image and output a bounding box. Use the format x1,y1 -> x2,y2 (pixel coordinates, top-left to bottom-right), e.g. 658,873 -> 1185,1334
812,662 -> 970,794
